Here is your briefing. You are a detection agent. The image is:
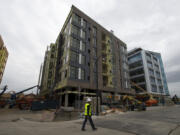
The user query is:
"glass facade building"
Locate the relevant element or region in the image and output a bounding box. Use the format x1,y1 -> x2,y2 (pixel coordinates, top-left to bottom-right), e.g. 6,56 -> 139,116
128,48 -> 169,95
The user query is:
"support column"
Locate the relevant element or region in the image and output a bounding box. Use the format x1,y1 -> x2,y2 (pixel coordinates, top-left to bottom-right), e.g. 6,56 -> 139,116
65,91 -> 69,107
59,95 -> 62,108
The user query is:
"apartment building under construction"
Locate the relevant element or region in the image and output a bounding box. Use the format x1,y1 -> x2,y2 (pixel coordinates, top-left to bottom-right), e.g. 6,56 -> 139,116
40,5 -> 133,108
0,35 -> 8,85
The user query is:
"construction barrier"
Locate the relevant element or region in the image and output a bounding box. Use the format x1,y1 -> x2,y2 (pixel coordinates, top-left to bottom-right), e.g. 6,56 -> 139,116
31,100 -> 58,111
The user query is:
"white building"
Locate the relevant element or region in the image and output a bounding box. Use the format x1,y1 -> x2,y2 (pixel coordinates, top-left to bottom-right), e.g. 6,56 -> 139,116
128,48 -> 169,95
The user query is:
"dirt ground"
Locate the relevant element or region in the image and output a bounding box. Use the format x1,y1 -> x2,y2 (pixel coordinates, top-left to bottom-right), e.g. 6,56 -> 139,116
0,108 -> 55,122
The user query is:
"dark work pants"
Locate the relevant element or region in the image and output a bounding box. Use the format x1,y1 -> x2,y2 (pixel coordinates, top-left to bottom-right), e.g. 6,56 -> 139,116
82,115 -> 95,130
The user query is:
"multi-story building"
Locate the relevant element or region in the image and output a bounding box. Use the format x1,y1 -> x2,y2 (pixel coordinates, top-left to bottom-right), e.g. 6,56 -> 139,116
0,35 -> 8,85
128,48 -> 169,96
40,5 -> 132,107
40,43 -> 57,95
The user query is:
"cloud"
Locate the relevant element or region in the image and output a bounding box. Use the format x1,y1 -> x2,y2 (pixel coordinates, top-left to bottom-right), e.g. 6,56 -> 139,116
0,0 -> 180,96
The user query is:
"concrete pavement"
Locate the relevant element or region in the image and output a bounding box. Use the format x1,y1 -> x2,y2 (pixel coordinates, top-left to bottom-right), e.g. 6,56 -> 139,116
0,118 -> 133,135
0,105 -> 180,135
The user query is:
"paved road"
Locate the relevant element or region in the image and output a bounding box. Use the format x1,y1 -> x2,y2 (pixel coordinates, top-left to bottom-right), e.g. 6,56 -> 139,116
0,105 -> 180,135
93,105 -> 180,135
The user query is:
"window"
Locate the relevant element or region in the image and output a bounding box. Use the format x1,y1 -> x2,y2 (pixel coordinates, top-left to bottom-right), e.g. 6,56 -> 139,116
82,30 -> 86,39
49,62 -> 54,69
81,55 -> 85,65
93,61 -> 97,72
70,51 -> 79,63
80,68 -> 85,80
48,71 -> 52,78
71,25 -> 80,37
81,42 -> 86,52
153,57 -> 158,62
156,71 -> 161,78
65,70 -> 67,78
146,53 -> 151,61
147,61 -> 153,68
70,66 -> 78,79
159,86 -> 163,93
72,14 -> 81,25
47,81 -> 51,89
82,19 -> 87,28
128,53 -> 142,64
154,64 -> 159,71
149,69 -> 154,76
92,48 -> 97,57
151,85 -> 157,92
92,27 -> 97,36
71,37 -> 80,50
150,77 -> 155,83
93,38 -> 97,47
157,79 -> 162,85
129,61 -> 143,69
51,54 -> 54,58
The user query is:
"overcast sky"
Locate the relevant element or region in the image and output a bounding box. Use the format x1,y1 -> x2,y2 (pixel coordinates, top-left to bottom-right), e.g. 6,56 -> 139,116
0,0 -> 180,96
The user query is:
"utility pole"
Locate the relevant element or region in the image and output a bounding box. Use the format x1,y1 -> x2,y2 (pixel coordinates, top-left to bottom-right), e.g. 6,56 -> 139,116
95,55 -> 102,116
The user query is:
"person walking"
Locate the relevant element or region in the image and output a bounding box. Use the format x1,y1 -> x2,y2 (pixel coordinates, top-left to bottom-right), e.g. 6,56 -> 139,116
81,97 -> 97,131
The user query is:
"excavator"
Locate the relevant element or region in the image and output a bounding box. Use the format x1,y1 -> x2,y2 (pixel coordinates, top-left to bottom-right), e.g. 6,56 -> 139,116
130,81 -> 158,106
122,95 -> 146,111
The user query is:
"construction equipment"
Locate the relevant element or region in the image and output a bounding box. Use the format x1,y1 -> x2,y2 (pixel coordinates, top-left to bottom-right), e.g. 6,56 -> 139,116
0,85 -> 8,108
130,81 -> 158,106
122,95 -> 146,111
172,95 -> 180,104
0,85 -> 8,97
8,85 -> 43,109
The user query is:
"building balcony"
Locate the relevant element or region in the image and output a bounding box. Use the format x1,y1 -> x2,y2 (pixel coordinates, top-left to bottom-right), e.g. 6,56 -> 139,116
129,66 -> 144,72
136,82 -> 146,85
149,74 -> 155,78
130,73 -> 145,79
151,82 -> 156,85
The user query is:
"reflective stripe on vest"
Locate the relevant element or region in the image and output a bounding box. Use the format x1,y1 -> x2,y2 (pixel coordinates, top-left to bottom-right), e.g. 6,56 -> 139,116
84,103 -> 91,116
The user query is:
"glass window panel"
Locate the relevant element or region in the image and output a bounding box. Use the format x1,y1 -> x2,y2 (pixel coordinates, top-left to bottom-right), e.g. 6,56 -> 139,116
81,55 -> 85,65
151,85 -> 157,92
128,53 -> 142,64
72,14 -> 81,25
71,37 -> 80,50
71,25 -> 80,37
149,69 -> 154,76
81,68 -> 85,80
70,66 -> 77,79
147,61 -> 153,68
83,19 -> 86,28
81,42 -> 86,52
93,38 -> 97,47
93,27 -> 97,36
82,31 -> 86,39
70,51 -> 79,63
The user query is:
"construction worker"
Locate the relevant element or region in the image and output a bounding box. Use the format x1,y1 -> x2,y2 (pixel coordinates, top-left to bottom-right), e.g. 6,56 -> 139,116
81,97 -> 97,131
